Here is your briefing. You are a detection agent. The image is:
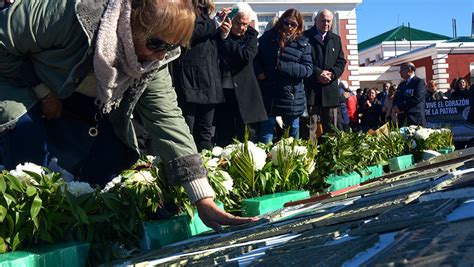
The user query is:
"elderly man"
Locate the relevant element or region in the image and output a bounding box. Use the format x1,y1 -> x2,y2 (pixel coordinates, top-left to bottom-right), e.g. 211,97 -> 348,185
214,3 -> 267,146
304,9 -> 346,138
393,62 -> 426,126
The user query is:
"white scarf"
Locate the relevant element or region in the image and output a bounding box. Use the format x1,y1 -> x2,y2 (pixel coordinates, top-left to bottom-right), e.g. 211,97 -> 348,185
93,0 -> 161,113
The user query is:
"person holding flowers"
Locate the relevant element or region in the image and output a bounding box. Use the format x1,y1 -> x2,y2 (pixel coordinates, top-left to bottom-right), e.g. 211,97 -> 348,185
0,0 -> 254,231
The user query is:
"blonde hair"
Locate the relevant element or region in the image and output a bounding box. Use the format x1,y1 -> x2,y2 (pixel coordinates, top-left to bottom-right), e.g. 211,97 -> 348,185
192,0 -> 215,16
131,0 -> 195,47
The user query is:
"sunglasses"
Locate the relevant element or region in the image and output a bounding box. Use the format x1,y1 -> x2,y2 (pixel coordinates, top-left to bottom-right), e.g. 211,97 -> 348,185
146,37 -> 179,52
283,19 -> 298,28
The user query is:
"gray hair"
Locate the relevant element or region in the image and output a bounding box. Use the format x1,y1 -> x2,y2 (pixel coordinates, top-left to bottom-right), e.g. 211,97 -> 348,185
233,2 -> 253,17
315,9 -> 334,21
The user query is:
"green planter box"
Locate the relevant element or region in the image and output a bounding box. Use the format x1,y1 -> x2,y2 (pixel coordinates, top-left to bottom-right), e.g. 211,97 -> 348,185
389,154 -> 414,172
242,191 -> 310,217
325,172 -> 362,192
438,147 -> 455,154
0,242 -> 90,267
142,201 -> 224,250
0,252 -> 37,267
143,216 -> 190,249
361,164 -> 384,182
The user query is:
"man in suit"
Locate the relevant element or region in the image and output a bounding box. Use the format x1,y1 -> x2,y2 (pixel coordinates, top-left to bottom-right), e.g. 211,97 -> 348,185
393,62 -> 426,126
304,9 -> 346,139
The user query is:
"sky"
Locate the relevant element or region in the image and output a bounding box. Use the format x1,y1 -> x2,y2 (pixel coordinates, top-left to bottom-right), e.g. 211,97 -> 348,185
356,0 -> 474,43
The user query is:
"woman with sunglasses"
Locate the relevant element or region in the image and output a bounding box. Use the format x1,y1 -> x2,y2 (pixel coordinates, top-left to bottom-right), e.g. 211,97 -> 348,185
171,0 -> 225,152
255,9 -> 313,144
0,0 -> 253,231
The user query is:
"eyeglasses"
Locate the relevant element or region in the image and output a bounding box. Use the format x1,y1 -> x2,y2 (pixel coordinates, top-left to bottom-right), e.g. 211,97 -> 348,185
283,19 -> 298,28
146,37 -> 179,52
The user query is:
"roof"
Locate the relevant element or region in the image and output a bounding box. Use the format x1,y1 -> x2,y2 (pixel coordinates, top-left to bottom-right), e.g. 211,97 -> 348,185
445,36 -> 474,43
358,25 -> 451,51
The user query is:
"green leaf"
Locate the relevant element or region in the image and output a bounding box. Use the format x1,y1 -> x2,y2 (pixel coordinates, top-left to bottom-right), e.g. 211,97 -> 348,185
26,186 -> 37,197
39,229 -> 53,243
30,194 -> 42,221
3,193 -> 16,206
0,205 -> 6,223
11,233 -> 21,251
65,191 -> 89,224
4,174 -> 24,192
0,178 -> 6,194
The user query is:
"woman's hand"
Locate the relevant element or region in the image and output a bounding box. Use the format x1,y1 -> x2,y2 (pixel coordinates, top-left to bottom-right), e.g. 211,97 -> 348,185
195,197 -> 257,232
257,73 -> 266,80
40,93 -> 62,119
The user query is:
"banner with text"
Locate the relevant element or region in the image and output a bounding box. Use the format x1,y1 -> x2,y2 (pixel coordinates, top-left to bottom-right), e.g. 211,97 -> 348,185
425,98 -> 474,141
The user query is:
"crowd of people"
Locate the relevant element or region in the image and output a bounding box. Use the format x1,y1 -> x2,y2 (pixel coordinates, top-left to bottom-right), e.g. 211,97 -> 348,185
1,0 -> 473,230
339,75 -> 473,133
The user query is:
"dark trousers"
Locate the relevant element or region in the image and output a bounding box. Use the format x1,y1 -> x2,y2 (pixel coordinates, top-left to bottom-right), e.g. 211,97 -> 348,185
179,101 -> 215,151
214,89 -> 258,146
0,94 -> 132,187
308,105 -> 340,140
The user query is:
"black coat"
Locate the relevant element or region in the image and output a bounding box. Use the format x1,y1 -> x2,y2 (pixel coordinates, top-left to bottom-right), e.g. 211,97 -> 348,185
394,76 -> 426,126
304,27 -> 346,107
217,27 -> 267,124
359,99 -> 383,130
254,28 -> 313,117
172,10 -> 223,104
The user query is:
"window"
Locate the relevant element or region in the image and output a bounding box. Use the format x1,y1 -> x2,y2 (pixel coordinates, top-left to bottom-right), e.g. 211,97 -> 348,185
332,12 -> 340,35
257,13 -> 278,36
302,15 -> 313,31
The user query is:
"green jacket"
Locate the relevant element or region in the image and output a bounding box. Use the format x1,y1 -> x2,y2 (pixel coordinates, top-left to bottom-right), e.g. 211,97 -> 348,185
0,0 -> 208,189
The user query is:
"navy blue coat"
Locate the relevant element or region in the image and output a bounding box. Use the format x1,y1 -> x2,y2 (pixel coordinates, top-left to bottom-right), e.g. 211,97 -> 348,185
394,75 -> 426,126
254,29 -> 313,117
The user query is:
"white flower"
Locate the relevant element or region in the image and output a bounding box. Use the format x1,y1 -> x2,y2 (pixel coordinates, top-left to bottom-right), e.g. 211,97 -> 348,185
211,146 -> 224,157
102,175 -> 123,193
270,144 -> 307,166
145,155 -> 162,165
279,137 -> 294,145
414,128 -> 434,140
293,146 -> 307,157
9,162 -> 44,185
130,171 -> 155,184
306,160 -> 316,174
66,181 -> 94,197
206,158 -> 219,170
222,144 -> 238,159
218,170 -> 233,192
112,176 -> 122,184
249,146 -> 267,171
270,145 -> 282,165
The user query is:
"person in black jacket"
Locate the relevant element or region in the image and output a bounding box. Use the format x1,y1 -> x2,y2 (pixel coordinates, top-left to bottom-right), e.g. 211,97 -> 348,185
172,0 -> 224,151
255,9 -> 313,144
359,88 -> 383,131
304,9 -> 346,139
393,62 -> 426,126
214,3 -> 267,146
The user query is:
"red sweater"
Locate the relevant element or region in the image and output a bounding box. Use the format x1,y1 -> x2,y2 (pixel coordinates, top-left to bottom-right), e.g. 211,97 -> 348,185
347,95 -> 358,123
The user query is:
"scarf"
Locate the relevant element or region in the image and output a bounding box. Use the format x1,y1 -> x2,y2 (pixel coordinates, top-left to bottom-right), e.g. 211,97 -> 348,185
93,0 -> 161,113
